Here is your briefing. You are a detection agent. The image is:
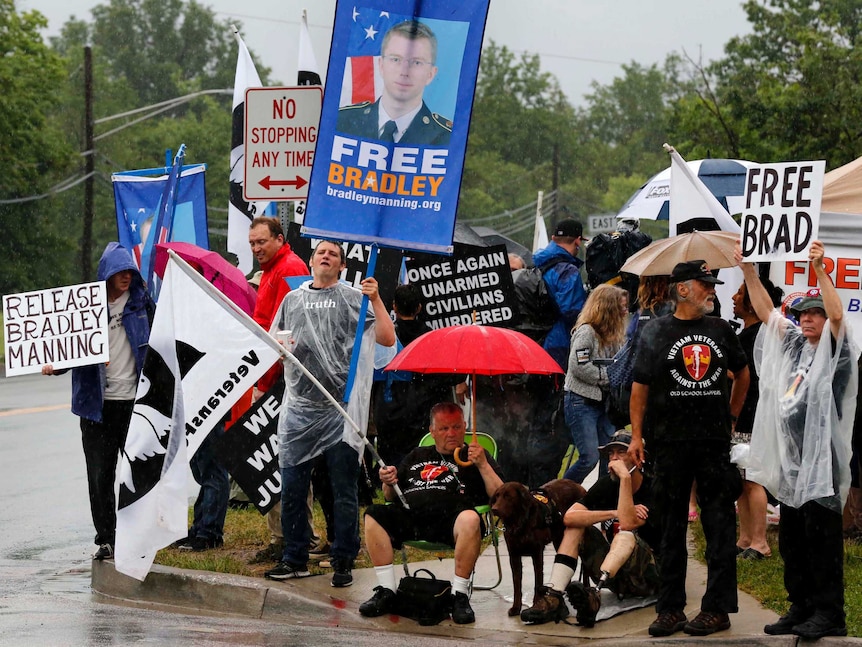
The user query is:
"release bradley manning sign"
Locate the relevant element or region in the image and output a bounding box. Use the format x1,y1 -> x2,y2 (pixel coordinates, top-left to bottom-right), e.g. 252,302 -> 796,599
3,281 -> 108,377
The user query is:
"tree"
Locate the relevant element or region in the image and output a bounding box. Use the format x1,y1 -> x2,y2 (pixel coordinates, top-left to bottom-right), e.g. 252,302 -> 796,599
670,0 -> 862,166
461,42 -> 581,243
0,1 -> 78,294
47,0 -> 272,272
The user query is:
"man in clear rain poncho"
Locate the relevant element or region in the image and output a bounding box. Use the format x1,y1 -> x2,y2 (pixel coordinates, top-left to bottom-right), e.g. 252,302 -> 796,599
737,240 -> 858,640
263,240 -> 395,588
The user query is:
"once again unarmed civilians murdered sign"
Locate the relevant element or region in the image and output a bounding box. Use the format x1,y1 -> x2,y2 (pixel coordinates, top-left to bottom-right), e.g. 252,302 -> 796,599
3,282 -> 108,377
740,161 -> 826,263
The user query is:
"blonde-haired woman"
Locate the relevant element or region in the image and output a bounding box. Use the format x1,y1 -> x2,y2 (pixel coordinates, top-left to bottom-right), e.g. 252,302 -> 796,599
563,284 -> 628,483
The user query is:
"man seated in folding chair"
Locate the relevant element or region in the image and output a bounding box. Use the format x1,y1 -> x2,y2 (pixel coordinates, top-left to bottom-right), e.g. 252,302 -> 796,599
359,402 -> 504,624
521,430 -> 659,627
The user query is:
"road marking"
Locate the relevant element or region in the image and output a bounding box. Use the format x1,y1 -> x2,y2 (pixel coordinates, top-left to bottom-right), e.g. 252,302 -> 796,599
0,404 -> 69,417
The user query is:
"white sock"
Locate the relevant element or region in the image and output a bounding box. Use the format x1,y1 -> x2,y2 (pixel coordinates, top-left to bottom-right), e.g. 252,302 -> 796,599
452,575 -> 471,595
374,564 -> 396,592
549,562 -> 576,593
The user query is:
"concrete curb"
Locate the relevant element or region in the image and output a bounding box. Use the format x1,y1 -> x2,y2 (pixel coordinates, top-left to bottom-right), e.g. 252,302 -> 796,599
91,557 -> 862,645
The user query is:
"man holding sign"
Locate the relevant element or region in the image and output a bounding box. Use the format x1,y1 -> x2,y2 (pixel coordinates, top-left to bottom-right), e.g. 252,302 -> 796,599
42,243 -> 154,561
264,240 -> 395,588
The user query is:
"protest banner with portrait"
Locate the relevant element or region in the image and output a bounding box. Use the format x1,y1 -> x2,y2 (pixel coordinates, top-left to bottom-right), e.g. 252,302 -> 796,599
303,0 -> 490,254
740,161 -> 826,263
3,282 -> 108,377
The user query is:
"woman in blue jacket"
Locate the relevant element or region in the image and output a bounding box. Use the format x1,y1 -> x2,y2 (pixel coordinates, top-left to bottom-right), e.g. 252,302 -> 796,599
43,243 -> 154,560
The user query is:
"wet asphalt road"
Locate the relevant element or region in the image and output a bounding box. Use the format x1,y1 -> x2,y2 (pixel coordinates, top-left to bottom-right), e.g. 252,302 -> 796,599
0,373 -> 513,647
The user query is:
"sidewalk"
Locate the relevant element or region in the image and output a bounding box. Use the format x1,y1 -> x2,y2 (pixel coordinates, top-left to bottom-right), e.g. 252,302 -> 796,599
90,541 -> 857,646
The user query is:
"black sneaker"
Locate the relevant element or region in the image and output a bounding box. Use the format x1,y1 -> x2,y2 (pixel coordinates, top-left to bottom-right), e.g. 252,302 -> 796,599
264,561 -> 310,580
520,586 -> 568,624
791,612 -> 847,639
451,591 -> 475,624
764,605 -> 811,635
331,558 -> 354,588
683,610 -> 730,636
648,610 -> 687,637
565,582 -> 601,627
250,541 -> 283,564
359,586 -> 396,617
93,544 -> 114,560
308,541 -> 331,562
178,535 -> 224,552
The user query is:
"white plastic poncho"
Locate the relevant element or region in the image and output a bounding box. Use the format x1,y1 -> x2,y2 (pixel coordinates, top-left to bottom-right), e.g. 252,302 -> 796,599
744,309 -> 857,512
271,281 -> 385,467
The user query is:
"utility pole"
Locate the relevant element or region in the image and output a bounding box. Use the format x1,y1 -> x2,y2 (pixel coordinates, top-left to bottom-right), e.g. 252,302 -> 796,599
81,46 -> 95,282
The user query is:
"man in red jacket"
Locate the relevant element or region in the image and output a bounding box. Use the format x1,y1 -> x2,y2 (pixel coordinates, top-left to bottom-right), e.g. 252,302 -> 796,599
248,216 -> 310,561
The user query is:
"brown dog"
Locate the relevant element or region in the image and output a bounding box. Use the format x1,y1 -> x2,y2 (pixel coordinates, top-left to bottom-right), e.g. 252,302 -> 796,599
490,479 -> 586,616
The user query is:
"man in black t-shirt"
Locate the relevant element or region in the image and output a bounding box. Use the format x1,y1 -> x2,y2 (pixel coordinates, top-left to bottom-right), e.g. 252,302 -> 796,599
521,431 -> 659,627
629,260 -> 749,638
359,402 -> 504,624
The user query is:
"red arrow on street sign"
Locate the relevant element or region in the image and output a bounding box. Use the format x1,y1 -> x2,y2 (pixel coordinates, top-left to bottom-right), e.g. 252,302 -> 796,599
258,175 -> 308,191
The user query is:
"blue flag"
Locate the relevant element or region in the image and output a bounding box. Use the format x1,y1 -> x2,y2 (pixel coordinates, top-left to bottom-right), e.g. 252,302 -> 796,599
113,160 -> 209,295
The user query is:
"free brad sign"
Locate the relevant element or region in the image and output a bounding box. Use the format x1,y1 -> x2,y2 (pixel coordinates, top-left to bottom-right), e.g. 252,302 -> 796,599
244,86 -> 322,201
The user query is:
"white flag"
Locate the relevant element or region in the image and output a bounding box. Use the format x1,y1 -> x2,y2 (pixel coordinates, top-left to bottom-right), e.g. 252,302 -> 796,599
668,147 -> 740,237
293,10 -> 322,225
228,27 -> 270,274
667,145 -> 743,326
114,256 -> 282,580
532,191 -> 549,253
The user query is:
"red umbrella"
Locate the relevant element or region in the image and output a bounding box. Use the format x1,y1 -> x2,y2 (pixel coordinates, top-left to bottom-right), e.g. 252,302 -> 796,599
386,324 -> 563,465
154,242 -> 257,316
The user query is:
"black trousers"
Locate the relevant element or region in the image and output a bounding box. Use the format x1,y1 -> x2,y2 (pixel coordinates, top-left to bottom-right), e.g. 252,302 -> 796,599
779,500 -> 845,623
80,399 -> 134,546
652,440 -> 742,614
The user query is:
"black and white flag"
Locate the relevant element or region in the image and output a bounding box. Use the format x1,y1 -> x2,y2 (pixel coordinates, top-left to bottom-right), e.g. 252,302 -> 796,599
228,28 -> 270,273
114,255 -> 281,580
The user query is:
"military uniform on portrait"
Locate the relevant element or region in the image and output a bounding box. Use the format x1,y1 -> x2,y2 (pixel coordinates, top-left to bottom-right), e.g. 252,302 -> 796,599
336,99 -> 452,146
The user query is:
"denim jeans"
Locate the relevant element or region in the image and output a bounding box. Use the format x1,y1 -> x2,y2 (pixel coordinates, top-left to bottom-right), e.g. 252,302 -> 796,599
281,441 -> 360,565
562,391 -> 614,483
189,421 -> 229,541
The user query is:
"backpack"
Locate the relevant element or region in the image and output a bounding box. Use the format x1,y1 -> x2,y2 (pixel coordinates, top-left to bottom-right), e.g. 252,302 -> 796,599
585,230 -> 652,290
511,263 -> 561,344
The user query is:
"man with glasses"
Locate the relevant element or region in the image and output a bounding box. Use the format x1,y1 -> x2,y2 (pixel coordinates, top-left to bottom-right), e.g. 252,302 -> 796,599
337,19 -> 452,145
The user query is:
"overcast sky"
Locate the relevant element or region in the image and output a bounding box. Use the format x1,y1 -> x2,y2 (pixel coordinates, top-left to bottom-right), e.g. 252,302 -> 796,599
27,0 -> 752,106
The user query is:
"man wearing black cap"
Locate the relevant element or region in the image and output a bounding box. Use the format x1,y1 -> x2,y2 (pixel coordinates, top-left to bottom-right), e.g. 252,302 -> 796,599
532,218 -> 589,370
628,259 -> 749,637
510,219 -> 590,488
521,430 -> 659,627
737,240 -> 857,639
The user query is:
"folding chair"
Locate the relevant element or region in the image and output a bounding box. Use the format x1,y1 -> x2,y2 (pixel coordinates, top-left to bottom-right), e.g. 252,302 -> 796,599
399,431 -> 502,591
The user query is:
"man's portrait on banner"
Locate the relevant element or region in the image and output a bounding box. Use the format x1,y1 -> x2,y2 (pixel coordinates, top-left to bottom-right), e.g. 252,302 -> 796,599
336,11 -> 468,146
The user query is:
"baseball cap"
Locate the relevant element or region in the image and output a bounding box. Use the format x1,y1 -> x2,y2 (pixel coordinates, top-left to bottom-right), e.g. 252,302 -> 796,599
789,288 -> 825,318
553,218 -> 589,241
598,430 -> 632,453
669,260 -> 724,285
